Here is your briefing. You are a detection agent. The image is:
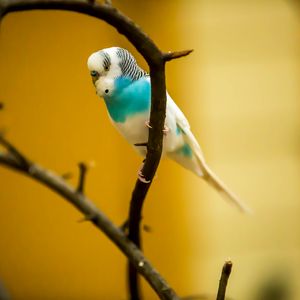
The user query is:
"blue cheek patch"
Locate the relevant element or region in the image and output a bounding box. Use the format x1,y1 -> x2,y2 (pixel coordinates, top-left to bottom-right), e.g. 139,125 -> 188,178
104,77 -> 151,123
176,143 -> 193,157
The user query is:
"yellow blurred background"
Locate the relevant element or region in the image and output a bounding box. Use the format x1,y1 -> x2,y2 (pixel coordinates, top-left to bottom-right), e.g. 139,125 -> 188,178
0,0 -> 300,299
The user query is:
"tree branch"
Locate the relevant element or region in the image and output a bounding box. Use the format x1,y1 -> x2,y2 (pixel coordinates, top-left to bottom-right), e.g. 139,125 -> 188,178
216,261 -> 232,300
0,137 -> 179,300
0,1 -> 192,299
0,134 -> 30,169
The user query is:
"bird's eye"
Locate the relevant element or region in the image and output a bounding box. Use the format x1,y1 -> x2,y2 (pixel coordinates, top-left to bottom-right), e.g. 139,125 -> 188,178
90,70 -> 99,77
104,66 -> 109,71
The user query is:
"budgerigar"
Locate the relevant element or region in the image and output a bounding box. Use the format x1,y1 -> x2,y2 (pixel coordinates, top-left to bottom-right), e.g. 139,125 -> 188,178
87,47 -> 248,212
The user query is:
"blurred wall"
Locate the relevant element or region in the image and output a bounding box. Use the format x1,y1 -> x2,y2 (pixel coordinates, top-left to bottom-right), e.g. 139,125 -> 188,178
0,0 -> 299,299
178,1 -> 300,299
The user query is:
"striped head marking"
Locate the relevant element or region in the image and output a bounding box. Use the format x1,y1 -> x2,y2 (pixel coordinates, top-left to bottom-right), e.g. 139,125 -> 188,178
87,47 -> 148,97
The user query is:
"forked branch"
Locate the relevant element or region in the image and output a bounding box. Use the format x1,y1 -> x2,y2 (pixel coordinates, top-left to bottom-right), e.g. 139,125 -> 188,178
0,135 -> 179,300
0,1 -> 193,299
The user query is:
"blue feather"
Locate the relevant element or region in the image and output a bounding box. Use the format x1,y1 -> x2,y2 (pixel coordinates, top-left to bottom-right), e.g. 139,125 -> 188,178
104,76 -> 150,123
176,143 -> 193,157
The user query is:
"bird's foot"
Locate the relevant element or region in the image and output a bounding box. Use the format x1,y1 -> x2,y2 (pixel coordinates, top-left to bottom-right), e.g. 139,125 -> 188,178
145,121 -> 152,129
138,172 -> 151,183
163,125 -> 169,135
138,161 -> 151,183
145,121 -> 169,135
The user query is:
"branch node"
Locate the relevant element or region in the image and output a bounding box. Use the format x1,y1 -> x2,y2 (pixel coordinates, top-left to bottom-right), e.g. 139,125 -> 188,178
78,213 -> 97,223
143,224 -> 152,233
120,219 -> 129,233
163,49 -> 194,62
61,172 -> 73,180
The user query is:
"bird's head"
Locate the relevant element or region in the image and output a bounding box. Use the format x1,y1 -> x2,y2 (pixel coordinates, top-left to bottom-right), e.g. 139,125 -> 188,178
87,47 -> 147,98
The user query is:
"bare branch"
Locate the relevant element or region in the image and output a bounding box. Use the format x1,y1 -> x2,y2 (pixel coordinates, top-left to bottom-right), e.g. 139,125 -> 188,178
127,180 -> 150,297
0,1 -> 191,298
163,49 -> 194,61
0,143 -> 179,300
216,261 -> 233,300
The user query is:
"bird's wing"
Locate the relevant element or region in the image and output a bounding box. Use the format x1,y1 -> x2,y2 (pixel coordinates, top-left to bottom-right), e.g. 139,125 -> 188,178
167,93 -> 190,130
167,94 -> 251,213
167,93 -> 204,157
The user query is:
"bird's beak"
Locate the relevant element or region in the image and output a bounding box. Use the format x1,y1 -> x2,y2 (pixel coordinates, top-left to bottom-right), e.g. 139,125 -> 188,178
92,75 -> 100,85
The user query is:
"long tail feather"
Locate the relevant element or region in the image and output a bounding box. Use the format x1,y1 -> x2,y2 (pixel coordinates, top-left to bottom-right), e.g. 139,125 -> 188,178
170,119 -> 251,213
198,158 -> 252,213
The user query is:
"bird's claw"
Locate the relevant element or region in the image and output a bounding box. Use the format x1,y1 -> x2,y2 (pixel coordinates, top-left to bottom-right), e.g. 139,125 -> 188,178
145,121 -> 152,129
145,121 -> 169,135
138,170 -> 151,183
163,125 -> 169,135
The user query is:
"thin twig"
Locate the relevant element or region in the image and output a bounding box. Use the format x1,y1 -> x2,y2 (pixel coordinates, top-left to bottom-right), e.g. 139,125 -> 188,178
77,162 -> 87,194
120,219 -> 129,233
216,261 -> 232,300
163,49 -> 194,61
78,213 -> 97,223
134,142 -> 148,147
0,143 -> 179,300
61,172 -> 73,180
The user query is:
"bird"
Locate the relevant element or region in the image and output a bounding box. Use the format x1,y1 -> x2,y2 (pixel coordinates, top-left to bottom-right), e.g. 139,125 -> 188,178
87,46 -> 249,213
